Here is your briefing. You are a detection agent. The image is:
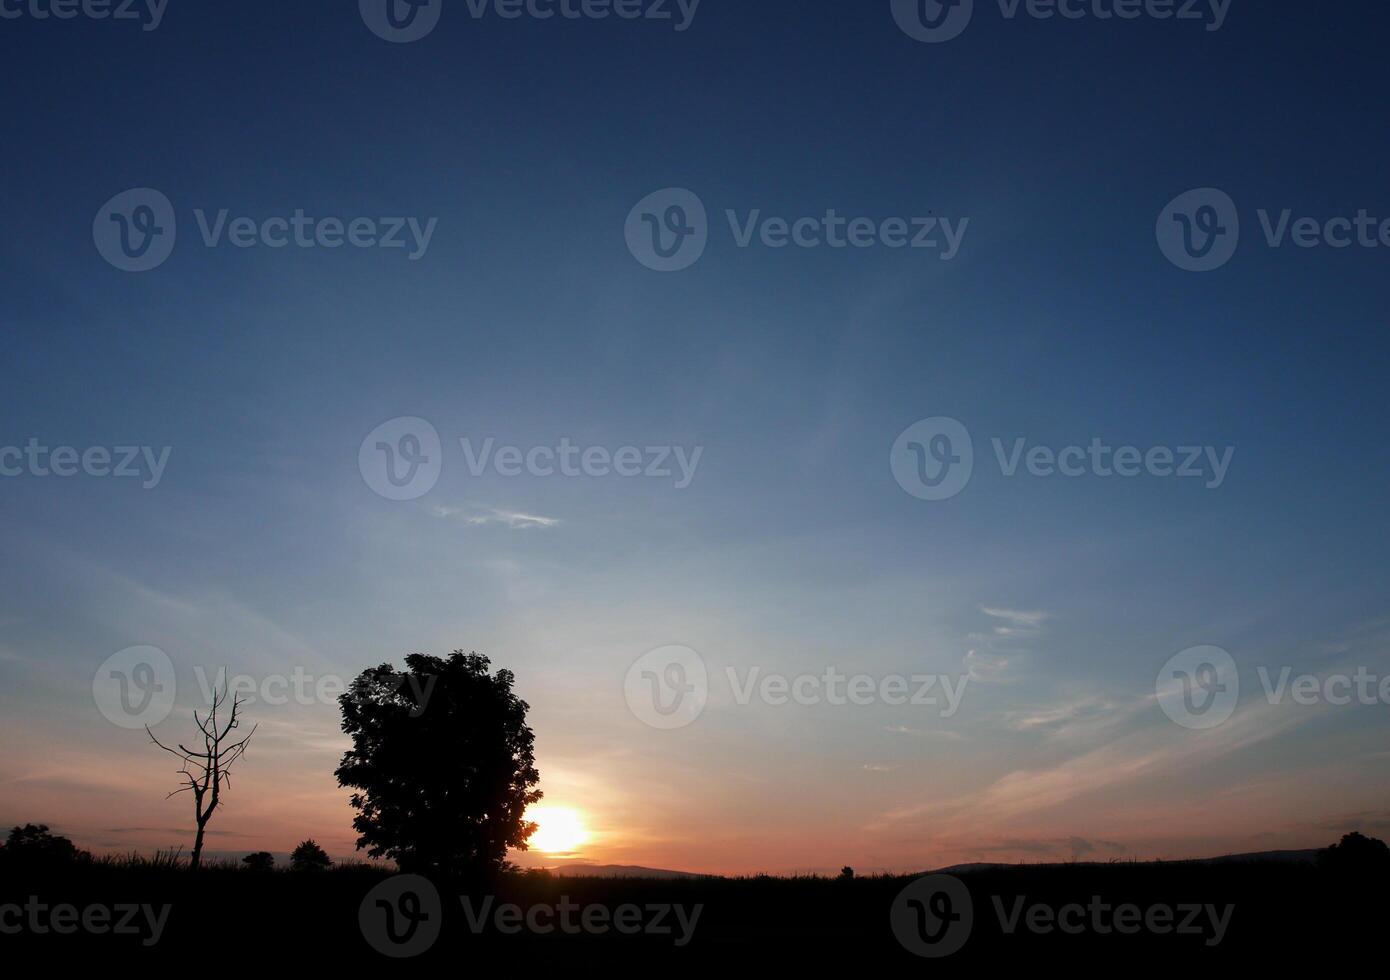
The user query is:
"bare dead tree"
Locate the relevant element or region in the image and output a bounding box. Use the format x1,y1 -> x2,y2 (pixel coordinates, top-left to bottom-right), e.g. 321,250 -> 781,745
146,683 -> 256,870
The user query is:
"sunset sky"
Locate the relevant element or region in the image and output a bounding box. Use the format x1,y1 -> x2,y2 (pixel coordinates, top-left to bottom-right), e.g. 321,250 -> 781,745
3,3 -> 1390,875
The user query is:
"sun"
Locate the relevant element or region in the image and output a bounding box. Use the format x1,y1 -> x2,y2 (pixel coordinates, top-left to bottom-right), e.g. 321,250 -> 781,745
526,805 -> 591,854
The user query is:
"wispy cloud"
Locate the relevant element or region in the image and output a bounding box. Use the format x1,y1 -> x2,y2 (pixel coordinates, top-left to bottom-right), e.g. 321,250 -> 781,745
875,693 -> 1317,832
980,607 -> 1054,630
964,605 -> 1056,681
886,725 -> 965,741
431,506 -> 560,530
1003,697 -> 1125,734
965,648 -> 1011,681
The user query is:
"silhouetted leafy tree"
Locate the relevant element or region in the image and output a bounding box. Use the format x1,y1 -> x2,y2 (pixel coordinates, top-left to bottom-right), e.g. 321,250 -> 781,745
242,851 -> 275,871
291,839 -> 332,872
1317,831 -> 1390,873
335,651 -> 541,877
146,683 -> 256,870
839,866 -> 855,880
0,824 -> 90,869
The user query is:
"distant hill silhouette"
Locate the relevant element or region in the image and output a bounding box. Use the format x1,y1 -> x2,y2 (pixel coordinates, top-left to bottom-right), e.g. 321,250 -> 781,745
1186,848 -> 1320,866
542,862 -> 711,879
931,847 -> 1321,875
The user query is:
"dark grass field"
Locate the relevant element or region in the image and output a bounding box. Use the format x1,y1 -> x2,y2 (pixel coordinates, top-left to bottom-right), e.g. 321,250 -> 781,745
2,855 -> 1381,966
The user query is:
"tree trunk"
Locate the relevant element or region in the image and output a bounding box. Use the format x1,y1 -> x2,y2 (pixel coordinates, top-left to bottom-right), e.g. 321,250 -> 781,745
191,821 -> 207,870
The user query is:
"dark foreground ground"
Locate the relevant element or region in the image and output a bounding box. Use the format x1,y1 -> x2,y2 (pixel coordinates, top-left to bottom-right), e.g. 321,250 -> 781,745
2,857 -> 1381,966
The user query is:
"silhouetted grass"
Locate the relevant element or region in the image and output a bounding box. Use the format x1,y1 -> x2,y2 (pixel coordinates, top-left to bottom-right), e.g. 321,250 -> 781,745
3,854 -> 1381,967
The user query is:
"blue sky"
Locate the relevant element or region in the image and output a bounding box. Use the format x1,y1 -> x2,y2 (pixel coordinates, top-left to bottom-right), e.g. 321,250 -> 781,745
2,1 -> 1388,872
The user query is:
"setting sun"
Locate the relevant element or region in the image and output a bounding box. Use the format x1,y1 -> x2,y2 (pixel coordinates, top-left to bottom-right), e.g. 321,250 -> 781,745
527,805 -> 591,854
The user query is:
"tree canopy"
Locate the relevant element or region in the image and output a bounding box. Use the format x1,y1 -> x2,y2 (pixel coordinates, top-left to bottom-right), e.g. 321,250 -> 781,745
291,839 -> 331,872
335,651 -> 541,877
0,824 -> 89,869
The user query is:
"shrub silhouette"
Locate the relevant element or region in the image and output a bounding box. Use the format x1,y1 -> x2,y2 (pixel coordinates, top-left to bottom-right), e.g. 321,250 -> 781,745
1317,831 -> 1390,873
0,824 -> 90,869
335,650 -> 541,878
290,839 -> 332,872
242,851 -> 275,871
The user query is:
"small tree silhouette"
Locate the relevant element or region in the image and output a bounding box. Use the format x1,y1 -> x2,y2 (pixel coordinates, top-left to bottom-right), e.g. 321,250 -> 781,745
290,839 -> 332,872
146,684 -> 256,870
242,851 -> 275,871
335,651 -> 541,877
1317,831 -> 1390,872
0,824 -> 90,869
